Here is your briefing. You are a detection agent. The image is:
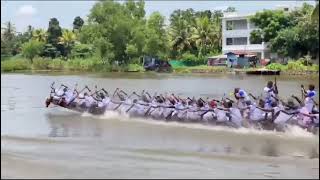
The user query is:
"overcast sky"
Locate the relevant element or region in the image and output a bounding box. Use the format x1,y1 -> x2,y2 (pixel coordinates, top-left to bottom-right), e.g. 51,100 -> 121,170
1,0 -> 316,33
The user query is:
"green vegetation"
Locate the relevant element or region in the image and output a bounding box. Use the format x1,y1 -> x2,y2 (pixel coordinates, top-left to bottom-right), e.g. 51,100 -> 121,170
173,65 -> 229,73
21,40 -> 45,63
250,3 -> 319,60
1,58 -> 31,72
1,56 -> 144,73
1,1 -> 227,70
267,56 -> 319,73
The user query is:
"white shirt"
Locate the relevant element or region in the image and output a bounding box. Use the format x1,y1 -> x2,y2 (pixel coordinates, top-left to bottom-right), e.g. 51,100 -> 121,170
264,87 -> 275,104
55,89 -> 64,96
230,107 -> 242,127
216,109 -> 228,122
304,91 -> 316,113
98,97 -> 111,108
249,105 -> 264,121
63,90 -> 74,103
85,96 -> 95,107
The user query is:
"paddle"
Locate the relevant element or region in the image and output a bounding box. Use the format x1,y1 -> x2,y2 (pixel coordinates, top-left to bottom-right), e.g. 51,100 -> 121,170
85,85 -> 91,92
274,76 -> 279,94
291,95 -> 303,105
102,88 -> 109,97
120,90 -> 128,96
145,92 -> 152,99
90,85 -> 100,96
50,82 -> 55,95
112,88 -> 119,97
248,93 -> 257,100
226,97 -> 235,103
126,104 -> 135,113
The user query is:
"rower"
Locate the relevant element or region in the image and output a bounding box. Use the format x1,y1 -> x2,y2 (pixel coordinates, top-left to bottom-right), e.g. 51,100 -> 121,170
78,92 -> 97,108
263,81 -> 278,109
51,85 -> 65,101
246,99 -> 274,123
96,92 -> 111,108
217,101 -> 243,127
234,88 -> 250,108
302,84 -> 317,113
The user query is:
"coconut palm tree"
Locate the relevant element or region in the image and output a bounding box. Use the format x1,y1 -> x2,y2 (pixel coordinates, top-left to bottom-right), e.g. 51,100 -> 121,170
32,29 -> 47,42
190,17 -> 219,57
1,21 -> 16,40
169,19 -> 192,56
58,29 -> 76,58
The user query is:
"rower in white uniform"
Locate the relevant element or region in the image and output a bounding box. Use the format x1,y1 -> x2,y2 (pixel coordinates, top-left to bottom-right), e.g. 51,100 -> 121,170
234,88 -> 250,109
263,81 -> 278,109
302,84 -> 317,113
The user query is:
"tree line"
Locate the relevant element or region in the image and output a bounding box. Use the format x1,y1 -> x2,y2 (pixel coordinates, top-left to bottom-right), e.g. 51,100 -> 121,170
1,0 -> 318,66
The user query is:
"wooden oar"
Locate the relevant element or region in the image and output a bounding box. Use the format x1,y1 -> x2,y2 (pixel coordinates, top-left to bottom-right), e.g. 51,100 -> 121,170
248,93 -> 257,100
102,88 -> 109,97
274,76 -> 279,94
126,104 -> 135,113
112,88 -> 119,97
226,97 -> 234,103
120,90 -> 128,96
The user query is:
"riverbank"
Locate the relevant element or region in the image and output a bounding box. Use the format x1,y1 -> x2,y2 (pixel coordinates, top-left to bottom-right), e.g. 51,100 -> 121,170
1,57 -> 144,73
1,57 -> 319,76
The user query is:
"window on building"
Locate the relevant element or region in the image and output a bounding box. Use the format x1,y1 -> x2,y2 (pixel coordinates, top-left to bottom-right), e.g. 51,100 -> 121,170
226,38 -> 233,45
226,21 -> 233,30
226,20 -> 247,30
233,37 -> 247,45
233,20 -> 247,30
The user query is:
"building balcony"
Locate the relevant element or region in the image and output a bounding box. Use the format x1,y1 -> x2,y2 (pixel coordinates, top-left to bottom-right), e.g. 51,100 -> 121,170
223,29 -> 252,37
222,43 -> 269,53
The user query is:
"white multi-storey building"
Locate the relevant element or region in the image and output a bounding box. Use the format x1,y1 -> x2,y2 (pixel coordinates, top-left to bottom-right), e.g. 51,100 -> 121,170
222,6 -> 291,60
221,12 -> 270,60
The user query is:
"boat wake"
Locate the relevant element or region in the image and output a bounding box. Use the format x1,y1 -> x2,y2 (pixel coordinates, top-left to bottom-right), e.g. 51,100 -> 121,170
82,109 -> 318,139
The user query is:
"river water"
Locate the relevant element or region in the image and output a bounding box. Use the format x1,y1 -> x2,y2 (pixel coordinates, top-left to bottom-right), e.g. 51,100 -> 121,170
1,72 -> 319,179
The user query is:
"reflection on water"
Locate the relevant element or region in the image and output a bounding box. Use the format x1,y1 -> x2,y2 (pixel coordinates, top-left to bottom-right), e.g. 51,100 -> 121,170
46,113 -> 102,138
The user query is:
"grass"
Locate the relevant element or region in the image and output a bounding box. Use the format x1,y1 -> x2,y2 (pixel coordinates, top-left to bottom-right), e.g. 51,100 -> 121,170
172,65 -> 230,73
266,60 -> 319,74
2,55 -> 319,75
1,58 -> 31,72
1,56 -> 144,73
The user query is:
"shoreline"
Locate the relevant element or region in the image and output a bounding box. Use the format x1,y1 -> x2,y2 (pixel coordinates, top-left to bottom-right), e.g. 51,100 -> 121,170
1,69 -> 319,76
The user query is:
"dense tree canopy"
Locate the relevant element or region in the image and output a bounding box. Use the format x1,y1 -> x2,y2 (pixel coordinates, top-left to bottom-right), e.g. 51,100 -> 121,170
72,16 -> 84,32
1,1 -> 318,65
21,40 -> 45,62
269,3 -> 319,59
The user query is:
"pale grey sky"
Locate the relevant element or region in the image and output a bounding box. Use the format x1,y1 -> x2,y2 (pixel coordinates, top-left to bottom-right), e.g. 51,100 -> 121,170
1,1 -> 316,33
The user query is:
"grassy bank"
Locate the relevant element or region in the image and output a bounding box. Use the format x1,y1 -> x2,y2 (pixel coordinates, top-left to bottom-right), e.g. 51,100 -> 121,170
172,65 -> 231,73
266,60 -> 319,75
1,57 -> 144,73
2,56 -> 319,76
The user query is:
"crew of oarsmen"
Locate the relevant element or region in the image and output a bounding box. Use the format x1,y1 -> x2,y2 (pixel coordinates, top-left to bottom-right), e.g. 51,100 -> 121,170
45,81 -> 318,130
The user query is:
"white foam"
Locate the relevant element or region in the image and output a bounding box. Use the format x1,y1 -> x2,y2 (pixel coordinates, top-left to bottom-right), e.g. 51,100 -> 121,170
283,125 -> 315,138
85,111 -> 318,139
81,111 -> 91,117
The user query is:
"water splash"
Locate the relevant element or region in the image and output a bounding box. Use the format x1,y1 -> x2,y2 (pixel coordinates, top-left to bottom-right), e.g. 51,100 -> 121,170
93,111 -> 318,139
